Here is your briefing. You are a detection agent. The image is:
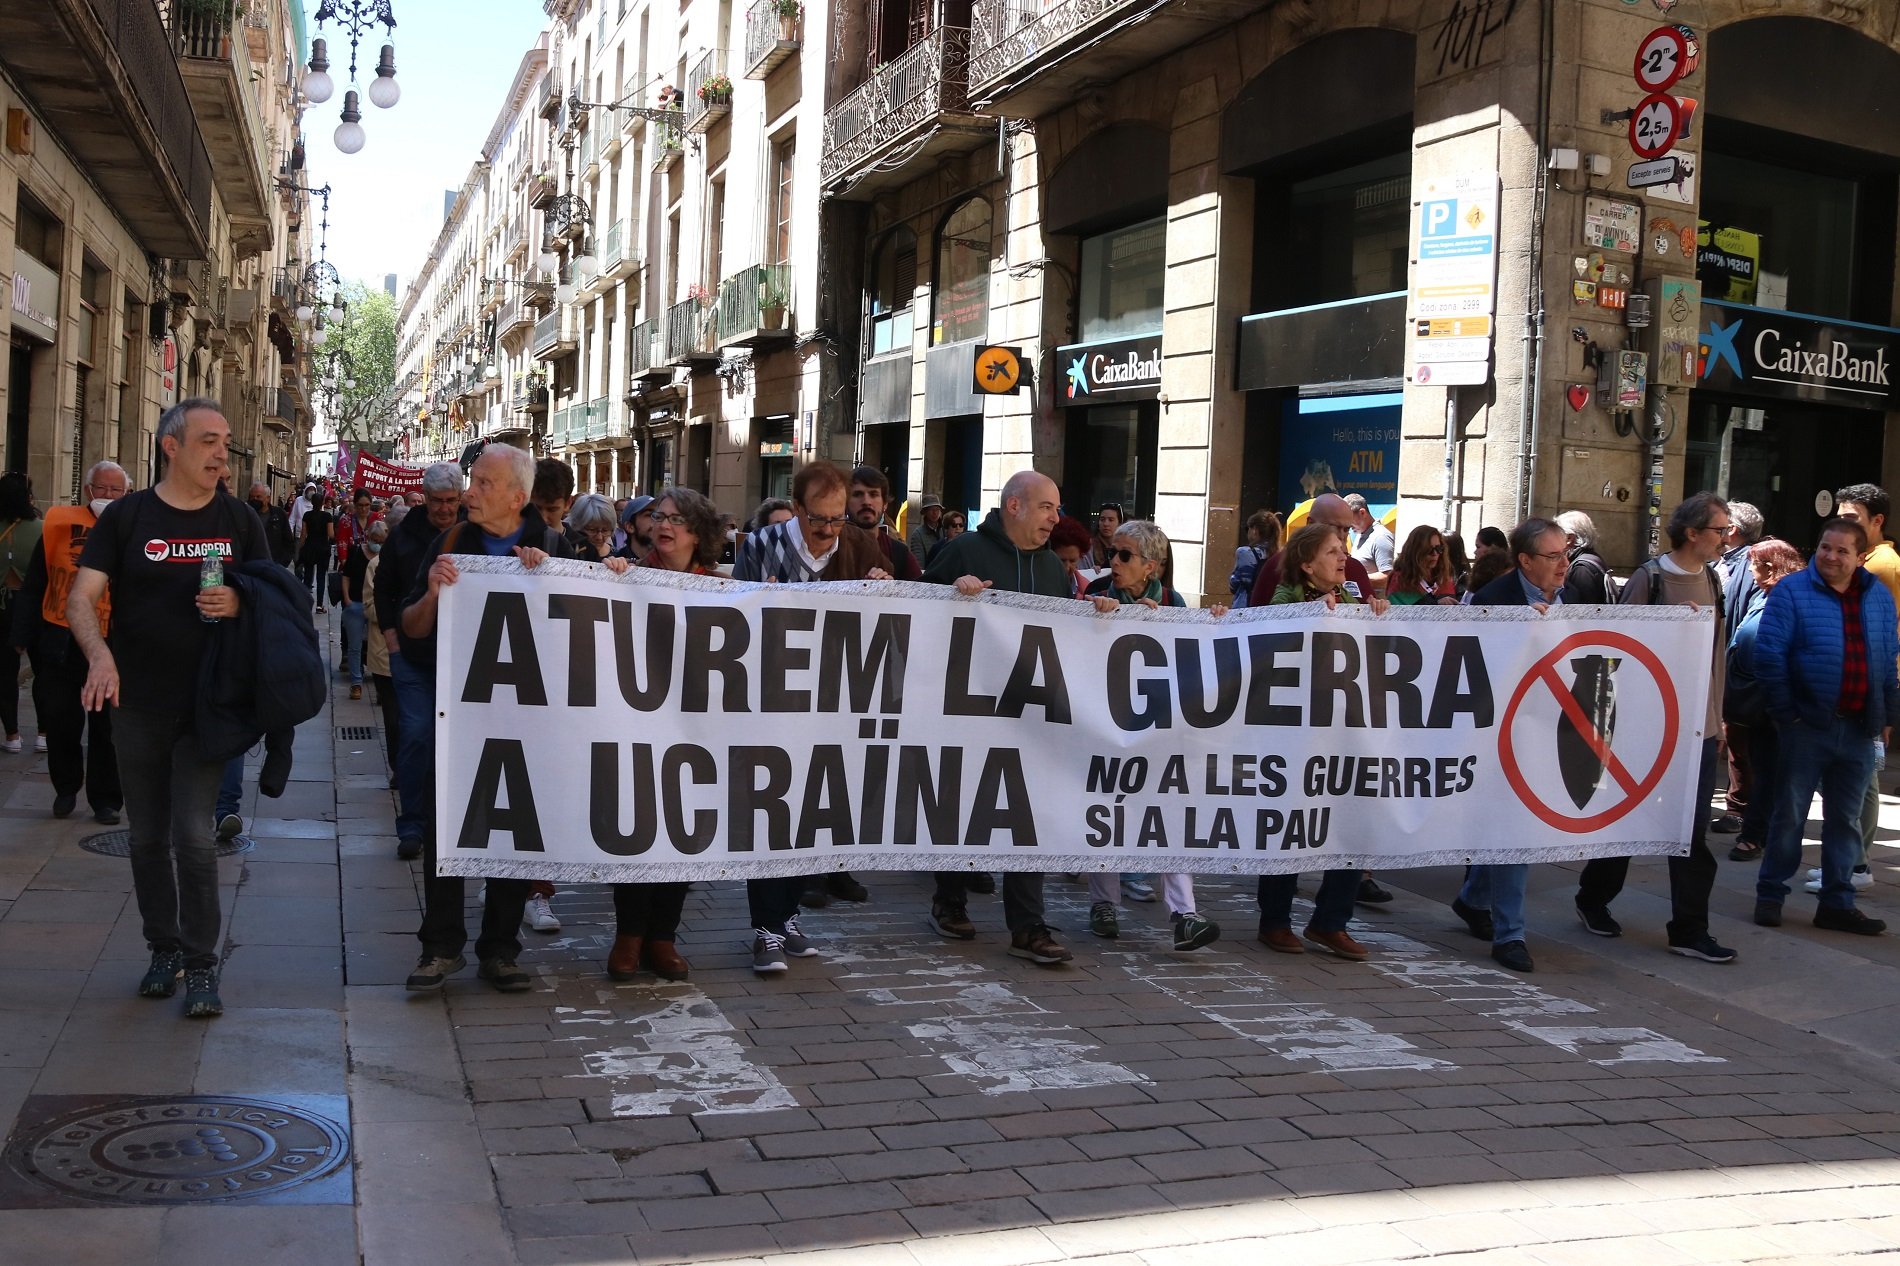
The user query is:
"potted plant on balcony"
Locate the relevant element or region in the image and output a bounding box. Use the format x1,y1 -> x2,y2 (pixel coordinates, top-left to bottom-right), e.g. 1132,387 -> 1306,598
759,275 -> 791,331
775,0 -> 803,41
697,75 -> 733,107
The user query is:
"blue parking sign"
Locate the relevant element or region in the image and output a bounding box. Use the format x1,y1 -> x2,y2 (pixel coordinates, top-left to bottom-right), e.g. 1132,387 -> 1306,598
1421,198 -> 1458,238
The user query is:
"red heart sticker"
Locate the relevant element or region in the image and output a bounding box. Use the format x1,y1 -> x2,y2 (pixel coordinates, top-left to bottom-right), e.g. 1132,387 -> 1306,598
1567,384 -> 1590,412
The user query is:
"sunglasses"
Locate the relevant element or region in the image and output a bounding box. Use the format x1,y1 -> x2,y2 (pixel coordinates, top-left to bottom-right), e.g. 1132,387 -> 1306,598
1111,548 -> 1147,565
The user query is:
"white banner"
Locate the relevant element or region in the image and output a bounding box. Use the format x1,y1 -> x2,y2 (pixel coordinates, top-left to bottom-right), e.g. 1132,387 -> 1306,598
433,558 -> 1713,882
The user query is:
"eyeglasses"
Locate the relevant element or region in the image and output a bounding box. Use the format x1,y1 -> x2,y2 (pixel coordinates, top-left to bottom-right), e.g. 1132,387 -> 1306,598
652,512 -> 690,527
1701,521 -> 1735,535
1529,550 -> 1569,564
804,513 -> 849,528
1111,548 -> 1148,565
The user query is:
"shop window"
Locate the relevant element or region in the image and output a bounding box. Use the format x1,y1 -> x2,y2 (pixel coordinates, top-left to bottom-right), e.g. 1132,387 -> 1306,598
1077,217 -> 1164,342
867,227 -> 916,358
1698,150 -> 1858,316
1260,152 -> 1410,312
932,197 -> 990,345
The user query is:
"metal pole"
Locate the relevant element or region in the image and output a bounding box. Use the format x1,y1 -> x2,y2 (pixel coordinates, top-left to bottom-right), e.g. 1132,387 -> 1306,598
1442,387 -> 1458,531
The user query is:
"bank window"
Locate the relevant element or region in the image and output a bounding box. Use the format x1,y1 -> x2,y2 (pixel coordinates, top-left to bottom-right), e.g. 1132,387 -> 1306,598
867,227 -> 916,358
932,197 -> 990,345
1698,151 -> 1858,317
1077,217 -> 1164,342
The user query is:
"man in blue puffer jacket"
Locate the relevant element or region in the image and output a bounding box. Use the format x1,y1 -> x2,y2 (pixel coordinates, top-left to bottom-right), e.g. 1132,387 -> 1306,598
1752,517 -> 1897,935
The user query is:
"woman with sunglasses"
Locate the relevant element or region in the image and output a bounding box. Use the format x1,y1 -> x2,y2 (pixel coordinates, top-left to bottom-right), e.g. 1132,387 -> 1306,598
604,487 -> 726,985
1260,524 -> 1387,961
1078,520 -> 1222,951
926,511 -> 966,566
1385,524 -> 1459,606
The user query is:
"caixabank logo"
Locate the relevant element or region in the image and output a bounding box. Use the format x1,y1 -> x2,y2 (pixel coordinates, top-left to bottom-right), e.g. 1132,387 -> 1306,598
1698,303 -> 1900,411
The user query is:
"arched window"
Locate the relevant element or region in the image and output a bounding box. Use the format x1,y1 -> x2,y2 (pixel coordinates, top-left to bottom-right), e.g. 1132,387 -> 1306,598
932,197 -> 991,346
867,227 -> 916,357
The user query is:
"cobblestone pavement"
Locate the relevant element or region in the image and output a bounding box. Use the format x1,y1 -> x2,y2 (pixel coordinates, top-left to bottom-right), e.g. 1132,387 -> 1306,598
0,611 -> 1898,1264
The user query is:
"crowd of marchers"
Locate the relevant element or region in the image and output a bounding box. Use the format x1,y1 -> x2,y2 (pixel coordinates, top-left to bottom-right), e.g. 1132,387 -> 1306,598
2,397 -> 1886,1018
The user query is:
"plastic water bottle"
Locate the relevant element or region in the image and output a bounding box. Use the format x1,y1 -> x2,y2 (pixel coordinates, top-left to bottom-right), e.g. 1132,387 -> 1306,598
1876,739 -> 1887,772
199,548 -> 224,624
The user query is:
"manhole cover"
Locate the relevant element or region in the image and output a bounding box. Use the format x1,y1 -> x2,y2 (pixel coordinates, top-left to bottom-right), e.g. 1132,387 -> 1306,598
336,726 -> 376,742
79,830 -> 253,858
8,1096 -> 349,1205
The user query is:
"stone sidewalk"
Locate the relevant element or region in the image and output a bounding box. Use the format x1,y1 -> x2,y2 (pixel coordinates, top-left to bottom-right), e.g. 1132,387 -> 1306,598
0,608 -> 1897,1264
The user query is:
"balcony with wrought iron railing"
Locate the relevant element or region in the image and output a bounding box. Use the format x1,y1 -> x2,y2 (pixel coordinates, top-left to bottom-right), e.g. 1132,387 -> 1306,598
820,27 -> 992,198
649,117 -> 684,171
167,0 -> 272,236
745,0 -> 802,79
264,387 -> 295,432
579,126 -> 599,180
665,296 -> 720,366
538,74 -> 562,120
966,0 -> 1270,117
716,264 -> 795,350
686,49 -> 731,133
629,318 -> 669,387
600,220 -> 639,280
479,278 -> 507,315
532,308 -> 578,359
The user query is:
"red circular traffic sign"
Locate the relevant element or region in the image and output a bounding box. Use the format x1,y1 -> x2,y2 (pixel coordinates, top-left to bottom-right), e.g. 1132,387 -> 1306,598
1628,93 -> 1683,160
1633,25 -> 1690,92
1497,629 -> 1681,834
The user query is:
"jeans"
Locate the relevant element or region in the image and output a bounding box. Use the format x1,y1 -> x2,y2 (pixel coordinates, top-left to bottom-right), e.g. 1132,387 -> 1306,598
1088,873 -> 1198,917
31,645 -> 119,811
216,754 -> 244,821
935,872 -> 1046,934
747,876 -> 805,935
1758,715 -> 1877,911
1256,869 -> 1358,933
341,601 -> 366,684
1738,722 -> 1780,846
616,883 -> 688,940
1575,736 -> 1721,943
1858,764 -> 1879,870
1458,864 -> 1530,946
390,652 -> 430,845
114,707 -> 227,968
304,553 -> 329,608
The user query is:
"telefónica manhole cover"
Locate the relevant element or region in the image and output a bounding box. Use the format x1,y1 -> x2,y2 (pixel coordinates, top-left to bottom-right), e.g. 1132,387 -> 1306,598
8,1096 -> 349,1205
78,829 -> 253,858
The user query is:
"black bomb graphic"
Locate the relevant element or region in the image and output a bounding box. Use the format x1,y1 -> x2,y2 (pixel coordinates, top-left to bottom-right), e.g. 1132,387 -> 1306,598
1557,654 -> 1618,809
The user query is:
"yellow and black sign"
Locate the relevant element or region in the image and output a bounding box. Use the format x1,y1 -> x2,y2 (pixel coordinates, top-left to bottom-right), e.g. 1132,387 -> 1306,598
972,344 -> 1025,395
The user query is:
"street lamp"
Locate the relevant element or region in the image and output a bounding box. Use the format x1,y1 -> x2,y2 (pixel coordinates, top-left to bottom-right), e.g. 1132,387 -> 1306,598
306,1 -> 401,155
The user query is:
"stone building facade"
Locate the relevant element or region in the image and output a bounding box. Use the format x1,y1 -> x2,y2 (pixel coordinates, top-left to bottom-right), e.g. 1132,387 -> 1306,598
0,0 -> 315,501
822,0 -> 1900,598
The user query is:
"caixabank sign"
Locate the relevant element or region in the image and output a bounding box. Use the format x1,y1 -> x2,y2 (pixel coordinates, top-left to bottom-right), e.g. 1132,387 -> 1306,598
1698,300 -> 1899,412
1058,331 -> 1163,402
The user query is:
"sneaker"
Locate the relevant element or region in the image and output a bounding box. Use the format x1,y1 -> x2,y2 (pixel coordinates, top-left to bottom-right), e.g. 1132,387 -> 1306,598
1008,924 -> 1073,965
1121,878 -> 1156,903
93,805 -> 121,825
1753,900 -> 1783,927
52,794 -> 76,819
404,953 -> 466,991
33,734 -> 46,753
1089,900 -> 1120,939
396,837 -> 422,861
928,900 -> 976,940
526,895 -> 561,933
1813,906 -> 1887,936
1709,812 -> 1744,834
139,949 -> 185,998
1303,926 -> 1371,961
182,967 -> 222,1018
1805,867 -> 1874,892
1,735 -> 18,754
781,916 -> 821,957
826,873 -> 869,903
478,958 -> 533,991
965,872 -> 997,895
752,929 -> 789,973
1576,904 -> 1622,937
1172,912 -> 1220,951
215,813 -> 242,842
1668,934 -> 1737,963
1451,897 -> 1494,941
1356,876 -> 1394,905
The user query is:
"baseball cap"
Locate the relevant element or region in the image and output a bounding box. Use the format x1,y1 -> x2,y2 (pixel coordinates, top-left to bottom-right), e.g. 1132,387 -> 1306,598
621,494 -> 656,524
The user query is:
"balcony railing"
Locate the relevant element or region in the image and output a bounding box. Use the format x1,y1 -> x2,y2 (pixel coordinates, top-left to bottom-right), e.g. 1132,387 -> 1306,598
716,264 -> 795,349
169,0 -> 270,228
745,0 -> 802,79
629,318 -> 667,383
532,308 -> 577,358
664,297 -> 718,364
649,119 -> 684,169
579,126 -> 598,176
967,0 -> 1108,89
821,27 -> 973,188
538,75 -> 562,120
685,48 -> 730,133
264,387 -> 295,431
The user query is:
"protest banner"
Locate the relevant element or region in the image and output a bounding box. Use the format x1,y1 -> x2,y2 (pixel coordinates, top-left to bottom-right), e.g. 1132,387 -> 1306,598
343,444 -> 426,496
433,558 -> 1713,882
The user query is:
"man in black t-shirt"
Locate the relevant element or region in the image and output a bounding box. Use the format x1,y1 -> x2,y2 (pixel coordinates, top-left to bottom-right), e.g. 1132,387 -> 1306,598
70,398 -> 267,1020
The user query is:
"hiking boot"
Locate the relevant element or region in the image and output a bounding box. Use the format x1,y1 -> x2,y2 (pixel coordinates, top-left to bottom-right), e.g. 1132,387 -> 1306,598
752,929 -> 789,974
1303,926 -> 1371,961
1089,901 -> 1119,939
1172,912 -> 1220,952
1008,925 -> 1072,965
1813,906 -> 1887,936
405,953 -> 466,991
928,901 -> 976,940
781,916 -> 821,957
478,958 -> 533,991
139,949 -> 185,998
182,967 -> 222,1018
1257,928 -> 1304,954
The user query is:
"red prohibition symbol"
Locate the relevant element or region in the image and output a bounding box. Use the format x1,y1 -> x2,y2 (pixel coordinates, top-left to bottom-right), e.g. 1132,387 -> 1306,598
1498,629 -> 1682,834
